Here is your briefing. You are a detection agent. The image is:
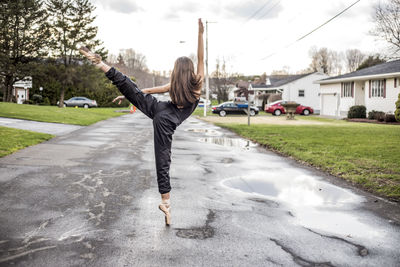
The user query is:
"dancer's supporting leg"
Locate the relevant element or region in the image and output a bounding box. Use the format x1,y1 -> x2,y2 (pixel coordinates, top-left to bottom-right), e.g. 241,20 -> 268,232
79,47 -> 174,225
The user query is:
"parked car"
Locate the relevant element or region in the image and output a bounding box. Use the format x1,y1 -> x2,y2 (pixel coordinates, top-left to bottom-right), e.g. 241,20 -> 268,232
198,97 -> 211,107
212,102 -> 259,117
58,97 -> 98,108
265,100 -> 313,116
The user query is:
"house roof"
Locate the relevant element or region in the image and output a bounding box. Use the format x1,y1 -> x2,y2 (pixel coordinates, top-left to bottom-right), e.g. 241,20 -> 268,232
249,72 -> 314,89
318,60 -> 400,84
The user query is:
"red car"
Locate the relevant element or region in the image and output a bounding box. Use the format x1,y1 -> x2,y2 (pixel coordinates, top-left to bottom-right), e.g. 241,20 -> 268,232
265,100 -> 313,116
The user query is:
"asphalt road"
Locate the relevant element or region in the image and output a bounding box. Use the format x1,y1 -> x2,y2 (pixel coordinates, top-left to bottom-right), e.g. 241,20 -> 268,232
0,112 -> 399,266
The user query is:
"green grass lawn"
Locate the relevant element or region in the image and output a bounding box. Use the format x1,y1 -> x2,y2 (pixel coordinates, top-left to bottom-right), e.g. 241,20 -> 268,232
0,102 -> 126,126
216,122 -> 400,201
0,126 -> 53,157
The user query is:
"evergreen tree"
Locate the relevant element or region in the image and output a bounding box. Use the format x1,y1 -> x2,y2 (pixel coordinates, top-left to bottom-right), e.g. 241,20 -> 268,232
0,0 -> 50,102
47,0 -> 106,107
356,55 -> 386,71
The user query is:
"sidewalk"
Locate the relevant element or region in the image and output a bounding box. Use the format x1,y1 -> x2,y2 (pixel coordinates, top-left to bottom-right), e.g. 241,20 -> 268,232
0,117 -> 83,135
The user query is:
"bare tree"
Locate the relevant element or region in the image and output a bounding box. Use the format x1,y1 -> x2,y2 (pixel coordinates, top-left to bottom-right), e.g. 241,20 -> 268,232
345,49 -> 365,72
372,0 -> 400,57
211,58 -> 232,103
271,67 -> 290,75
329,50 -> 344,75
309,47 -> 331,74
120,48 -> 148,72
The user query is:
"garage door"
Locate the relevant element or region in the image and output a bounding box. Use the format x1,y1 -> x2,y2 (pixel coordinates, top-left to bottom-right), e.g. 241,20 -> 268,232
321,95 -> 337,116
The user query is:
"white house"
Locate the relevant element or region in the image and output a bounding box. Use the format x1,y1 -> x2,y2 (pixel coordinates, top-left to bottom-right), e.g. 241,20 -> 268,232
248,72 -> 328,112
316,60 -> 400,117
13,77 -> 32,104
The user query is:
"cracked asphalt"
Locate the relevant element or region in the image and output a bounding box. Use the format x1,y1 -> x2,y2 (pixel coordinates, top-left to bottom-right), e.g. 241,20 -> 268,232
0,111 -> 399,266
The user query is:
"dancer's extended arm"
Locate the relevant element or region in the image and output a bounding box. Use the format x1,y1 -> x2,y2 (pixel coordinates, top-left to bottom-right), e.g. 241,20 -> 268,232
195,19 -> 204,97
112,84 -> 170,104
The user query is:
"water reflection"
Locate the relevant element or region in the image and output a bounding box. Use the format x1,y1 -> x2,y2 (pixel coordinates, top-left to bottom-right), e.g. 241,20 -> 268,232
186,128 -> 222,136
222,174 -> 362,207
199,137 -> 258,149
222,174 -> 377,238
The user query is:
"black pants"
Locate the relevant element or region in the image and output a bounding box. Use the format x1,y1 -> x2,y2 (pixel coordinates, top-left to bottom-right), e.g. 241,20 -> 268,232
105,68 -> 198,194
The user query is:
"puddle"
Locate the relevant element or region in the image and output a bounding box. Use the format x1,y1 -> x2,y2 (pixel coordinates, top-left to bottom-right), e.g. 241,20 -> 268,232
199,137 -> 257,149
222,175 -> 361,207
221,173 -> 384,238
185,128 -> 222,136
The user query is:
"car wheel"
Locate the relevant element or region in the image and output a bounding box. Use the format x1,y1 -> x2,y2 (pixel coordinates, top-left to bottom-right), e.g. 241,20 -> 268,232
274,109 -> 282,116
83,104 -> 89,109
219,110 -> 226,117
250,109 -> 256,116
303,109 -> 310,116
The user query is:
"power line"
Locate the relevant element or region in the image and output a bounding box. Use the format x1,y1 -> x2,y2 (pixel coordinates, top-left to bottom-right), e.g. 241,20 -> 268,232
261,0 -> 362,61
257,0 -> 282,21
222,0 -> 283,57
244,1 -> 272,24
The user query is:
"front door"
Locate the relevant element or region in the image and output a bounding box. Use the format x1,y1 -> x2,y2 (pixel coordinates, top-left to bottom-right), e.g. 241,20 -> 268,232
17,89 -> 26,104
354,82 -> 365,106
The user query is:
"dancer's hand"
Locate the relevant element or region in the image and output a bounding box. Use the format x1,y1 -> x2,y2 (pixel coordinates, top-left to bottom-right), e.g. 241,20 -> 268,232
79,46 -> 103,67
78,46 -> 111,73
112,95 -> 125,105
198,18 -> 204,34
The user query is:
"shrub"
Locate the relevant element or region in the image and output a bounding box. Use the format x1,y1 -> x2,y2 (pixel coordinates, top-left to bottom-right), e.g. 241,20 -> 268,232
43,97 -> 50,106
396,93 -> 400,122
23,100 -> 33,104
347,105 -> 366,119
368,110 -> 385,120
32,94 -> 43,104
384,113 -> 396,123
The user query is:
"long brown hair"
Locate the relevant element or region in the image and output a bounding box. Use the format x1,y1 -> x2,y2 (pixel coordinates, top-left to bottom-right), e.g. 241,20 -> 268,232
170,56 -> 202,107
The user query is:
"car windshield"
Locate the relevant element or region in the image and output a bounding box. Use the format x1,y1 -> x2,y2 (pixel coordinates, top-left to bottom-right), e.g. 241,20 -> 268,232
269,100 -> 283,105
220,102 -> 231,107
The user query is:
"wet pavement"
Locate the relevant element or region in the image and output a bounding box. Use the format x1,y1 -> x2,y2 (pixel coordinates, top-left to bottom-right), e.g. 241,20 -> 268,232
0,117 -> 83,135
0,112 -> 399,266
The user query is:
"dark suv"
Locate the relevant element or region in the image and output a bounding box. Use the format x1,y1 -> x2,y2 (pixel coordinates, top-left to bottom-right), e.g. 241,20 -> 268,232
212,102 -> 259,117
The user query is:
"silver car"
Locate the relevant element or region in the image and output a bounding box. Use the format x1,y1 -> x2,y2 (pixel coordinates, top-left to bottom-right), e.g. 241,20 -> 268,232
61,97 -> 98,108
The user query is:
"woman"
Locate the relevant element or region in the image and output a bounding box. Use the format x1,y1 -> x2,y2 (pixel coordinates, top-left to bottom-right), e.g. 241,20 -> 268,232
79,19 -> 204,226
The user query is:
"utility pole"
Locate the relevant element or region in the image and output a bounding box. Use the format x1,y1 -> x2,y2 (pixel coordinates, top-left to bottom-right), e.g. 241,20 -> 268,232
204,21 -> 209,117
203,20 -> 216,117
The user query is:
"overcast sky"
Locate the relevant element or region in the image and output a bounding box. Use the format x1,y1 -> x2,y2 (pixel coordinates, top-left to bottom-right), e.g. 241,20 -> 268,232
92,0 -> 387,75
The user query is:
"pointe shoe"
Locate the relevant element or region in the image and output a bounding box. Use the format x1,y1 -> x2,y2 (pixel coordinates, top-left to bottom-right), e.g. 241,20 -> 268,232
158,202 -> 171,226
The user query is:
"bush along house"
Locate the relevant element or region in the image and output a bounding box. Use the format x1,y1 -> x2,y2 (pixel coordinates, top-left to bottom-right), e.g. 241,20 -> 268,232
316,60 -> 400,118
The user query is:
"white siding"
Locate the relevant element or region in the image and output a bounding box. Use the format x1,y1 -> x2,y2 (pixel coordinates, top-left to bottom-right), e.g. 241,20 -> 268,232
320,77 -> 400,117
282,72 -> 329,112
365,78 -> 400,113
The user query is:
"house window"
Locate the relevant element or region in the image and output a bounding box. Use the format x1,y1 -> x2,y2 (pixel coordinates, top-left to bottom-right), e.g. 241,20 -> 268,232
342,82 -> 353,97
371,80 -> 385,97
298,90 -> 305,97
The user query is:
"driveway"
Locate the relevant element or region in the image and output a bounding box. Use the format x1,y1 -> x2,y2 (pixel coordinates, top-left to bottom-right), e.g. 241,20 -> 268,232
0,112 -> 399,266
199,115 -> 329,125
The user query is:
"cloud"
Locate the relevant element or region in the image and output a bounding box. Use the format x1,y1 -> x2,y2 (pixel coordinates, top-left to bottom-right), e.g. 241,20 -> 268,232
162,1 -> 203,20
324,1 -> 374,19
225,0 -> 283,21
97,0 -> 142,14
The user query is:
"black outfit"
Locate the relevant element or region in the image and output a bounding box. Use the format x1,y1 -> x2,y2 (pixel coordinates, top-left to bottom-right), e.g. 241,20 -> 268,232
105,67 -> 199,194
